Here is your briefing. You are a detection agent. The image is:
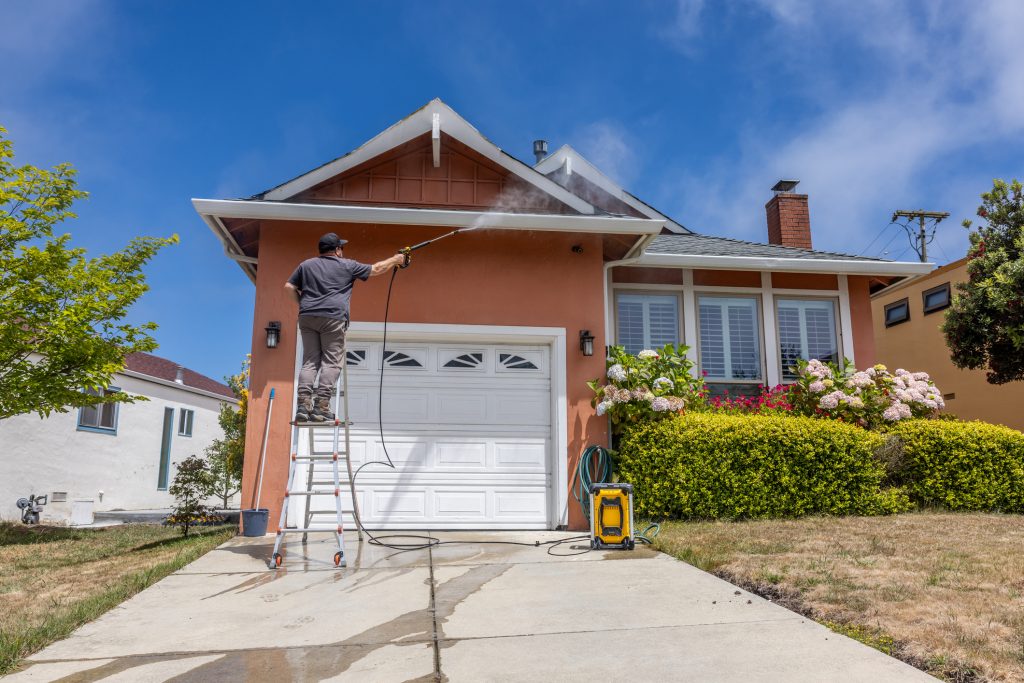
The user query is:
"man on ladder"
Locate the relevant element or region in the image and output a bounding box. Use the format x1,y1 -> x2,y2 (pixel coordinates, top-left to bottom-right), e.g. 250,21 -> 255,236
285,232 -> 407,423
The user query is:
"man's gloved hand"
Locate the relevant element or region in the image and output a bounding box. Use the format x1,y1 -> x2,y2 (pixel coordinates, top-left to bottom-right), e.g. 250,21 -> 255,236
399,249 -> 412,269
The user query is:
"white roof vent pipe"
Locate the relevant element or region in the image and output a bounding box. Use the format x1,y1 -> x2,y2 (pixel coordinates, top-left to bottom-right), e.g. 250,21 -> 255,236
174,366 -> 185,384
533,139 -> 548,163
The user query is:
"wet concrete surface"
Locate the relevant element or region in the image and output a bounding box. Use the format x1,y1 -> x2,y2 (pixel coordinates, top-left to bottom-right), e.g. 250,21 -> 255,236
8,532 -> 934,682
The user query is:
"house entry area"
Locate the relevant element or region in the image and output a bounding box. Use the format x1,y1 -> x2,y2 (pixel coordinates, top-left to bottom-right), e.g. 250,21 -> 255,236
287,326 -> 562,531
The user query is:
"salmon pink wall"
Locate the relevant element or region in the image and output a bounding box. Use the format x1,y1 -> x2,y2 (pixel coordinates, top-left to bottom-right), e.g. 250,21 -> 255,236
692,269 -> 762,287
612,267 -> 684,285
848,276 -> 876,366
771,272 -> 838,290
242,221 -> 610,532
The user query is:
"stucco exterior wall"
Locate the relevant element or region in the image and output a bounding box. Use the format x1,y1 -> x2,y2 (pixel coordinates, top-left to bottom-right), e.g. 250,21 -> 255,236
872,260 -> 1024,430
243,221 -> 610,531
0,374 -> 233,524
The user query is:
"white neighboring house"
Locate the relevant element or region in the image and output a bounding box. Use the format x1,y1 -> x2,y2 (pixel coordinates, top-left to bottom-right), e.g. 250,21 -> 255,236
0,352 -> 239,525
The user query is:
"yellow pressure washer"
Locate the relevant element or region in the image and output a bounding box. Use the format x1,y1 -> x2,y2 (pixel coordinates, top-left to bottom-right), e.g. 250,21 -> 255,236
589,483 -> 635,550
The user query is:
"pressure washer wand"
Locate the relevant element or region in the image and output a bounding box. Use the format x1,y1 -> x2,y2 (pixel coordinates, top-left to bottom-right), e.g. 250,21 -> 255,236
398,227 -> 476,268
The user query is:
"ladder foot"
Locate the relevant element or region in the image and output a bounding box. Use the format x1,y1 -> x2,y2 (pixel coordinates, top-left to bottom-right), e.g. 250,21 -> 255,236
334,552 -> 345,567
272,553 -> 283,569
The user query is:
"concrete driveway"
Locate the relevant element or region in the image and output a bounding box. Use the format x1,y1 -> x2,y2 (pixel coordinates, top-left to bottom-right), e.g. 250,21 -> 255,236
9,531 -> 933,682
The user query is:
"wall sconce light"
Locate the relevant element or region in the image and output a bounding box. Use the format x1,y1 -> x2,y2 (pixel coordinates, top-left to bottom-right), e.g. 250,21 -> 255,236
579,330 -> 595,357
265,321 -> 281,349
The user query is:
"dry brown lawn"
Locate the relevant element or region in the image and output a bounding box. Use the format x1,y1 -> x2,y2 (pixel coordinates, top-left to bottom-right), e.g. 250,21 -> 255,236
655,512 -> 1024,682
0,522 -> 234,674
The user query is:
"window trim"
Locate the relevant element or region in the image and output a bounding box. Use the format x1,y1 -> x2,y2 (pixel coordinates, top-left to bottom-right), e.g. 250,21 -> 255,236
76,386 -> 120,435
922,283 -> 951,315
177,408 -> 194,437
884,297 -> 911,327
694,292 -> 765,384
613,289 -> 684,354
775,296 -> 843,382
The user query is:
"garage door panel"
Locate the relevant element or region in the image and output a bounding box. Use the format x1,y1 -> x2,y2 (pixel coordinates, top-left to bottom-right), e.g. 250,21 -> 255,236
292,339 -> 554,530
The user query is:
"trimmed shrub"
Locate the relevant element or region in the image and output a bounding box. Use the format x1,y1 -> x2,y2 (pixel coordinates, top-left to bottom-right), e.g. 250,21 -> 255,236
618,413 -> 911,519
885,420 -> 1024,512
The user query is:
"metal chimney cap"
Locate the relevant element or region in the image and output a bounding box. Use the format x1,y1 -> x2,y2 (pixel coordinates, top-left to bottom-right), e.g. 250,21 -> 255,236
174,365 -> 185,384
772,179 -> 800,194
532,139 -> 549,163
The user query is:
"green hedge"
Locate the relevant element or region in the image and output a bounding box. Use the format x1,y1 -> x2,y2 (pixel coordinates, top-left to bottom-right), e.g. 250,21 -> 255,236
885,420 -> 1024,512
618,413 -> 911,519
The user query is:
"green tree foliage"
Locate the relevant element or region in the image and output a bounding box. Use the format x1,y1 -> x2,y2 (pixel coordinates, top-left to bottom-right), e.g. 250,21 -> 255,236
205,359 -> 248,508
942,179 -> 1024,384
0,126 -> 177,419
168,455 -> 215,537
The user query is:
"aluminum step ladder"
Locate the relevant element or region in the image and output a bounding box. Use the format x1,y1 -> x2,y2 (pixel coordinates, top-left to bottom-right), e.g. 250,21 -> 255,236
270,345 -> 362,569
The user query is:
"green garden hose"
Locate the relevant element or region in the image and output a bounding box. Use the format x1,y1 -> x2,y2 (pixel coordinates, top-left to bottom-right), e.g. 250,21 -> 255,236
572,444 -> 660,545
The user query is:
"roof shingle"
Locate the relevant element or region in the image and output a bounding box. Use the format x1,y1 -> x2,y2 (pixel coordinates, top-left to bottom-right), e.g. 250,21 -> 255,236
645,234 -> 888,262
124,353 -> 235,400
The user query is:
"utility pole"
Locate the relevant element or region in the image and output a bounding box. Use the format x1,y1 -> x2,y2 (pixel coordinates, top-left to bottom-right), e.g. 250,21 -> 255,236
890,210 -> 950,262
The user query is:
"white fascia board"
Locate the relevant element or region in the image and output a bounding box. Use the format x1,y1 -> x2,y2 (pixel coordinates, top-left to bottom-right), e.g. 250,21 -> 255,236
534,145 -> 688,233
635,252 -> 934,276
192,198 -> 663,235
119,369 -> 239,403
198,211 -> 256,283
262,100 -> 596,215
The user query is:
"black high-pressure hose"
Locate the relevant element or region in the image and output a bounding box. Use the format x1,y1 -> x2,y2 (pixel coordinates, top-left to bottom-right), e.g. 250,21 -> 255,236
347,237 -> 590,556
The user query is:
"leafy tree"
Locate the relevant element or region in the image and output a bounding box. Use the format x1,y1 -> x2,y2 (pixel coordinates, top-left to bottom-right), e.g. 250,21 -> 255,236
205,359 -> 249,508
943,179 -> 1024,384
168,455 -> 215,537
0,126 -> 177,419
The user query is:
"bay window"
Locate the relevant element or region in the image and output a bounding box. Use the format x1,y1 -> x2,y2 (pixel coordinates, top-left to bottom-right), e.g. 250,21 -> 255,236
777,298 -> 840,381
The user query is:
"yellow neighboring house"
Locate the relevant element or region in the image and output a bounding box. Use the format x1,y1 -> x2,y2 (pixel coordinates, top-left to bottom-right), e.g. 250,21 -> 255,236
871,257 -> 1024,431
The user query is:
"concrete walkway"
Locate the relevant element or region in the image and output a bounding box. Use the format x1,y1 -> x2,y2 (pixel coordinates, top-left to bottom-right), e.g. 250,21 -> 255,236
8,532 -> 934,682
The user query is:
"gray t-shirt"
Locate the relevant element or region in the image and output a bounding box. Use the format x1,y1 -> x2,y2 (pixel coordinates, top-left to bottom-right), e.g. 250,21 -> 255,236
288,255 -> 372,321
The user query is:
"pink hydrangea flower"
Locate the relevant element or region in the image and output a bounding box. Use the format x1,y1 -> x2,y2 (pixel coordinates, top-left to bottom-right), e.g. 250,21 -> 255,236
809,381 -> 825,393
882,405 -> 901,421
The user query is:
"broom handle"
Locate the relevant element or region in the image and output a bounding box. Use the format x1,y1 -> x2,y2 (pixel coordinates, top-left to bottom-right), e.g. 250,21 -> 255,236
252,387 -> 274,509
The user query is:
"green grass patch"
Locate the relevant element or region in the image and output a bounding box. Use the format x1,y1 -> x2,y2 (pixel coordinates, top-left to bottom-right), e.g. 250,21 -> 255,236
0,523 -> 234,675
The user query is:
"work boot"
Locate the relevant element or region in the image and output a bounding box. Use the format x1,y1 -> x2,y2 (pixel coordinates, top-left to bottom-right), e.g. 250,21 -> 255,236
311,396 -> 335,423
294,395 -> 313,423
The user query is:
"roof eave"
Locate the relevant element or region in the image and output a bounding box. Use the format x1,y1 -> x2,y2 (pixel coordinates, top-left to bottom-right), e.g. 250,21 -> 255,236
634,252 -> 935,276
192,198 -> 665,236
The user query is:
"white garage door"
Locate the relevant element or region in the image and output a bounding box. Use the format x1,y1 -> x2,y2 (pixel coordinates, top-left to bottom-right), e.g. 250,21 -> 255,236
289,340 -> 553,530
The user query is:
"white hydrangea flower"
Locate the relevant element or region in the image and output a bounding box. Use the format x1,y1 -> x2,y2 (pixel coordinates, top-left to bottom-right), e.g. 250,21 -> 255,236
913,372 -> 930,381
638,350 -> 659,359
818,392 -> 844,409
897,402 -> 912,418
850,371 -> 873,388
882,405 -> 901,421
808,381 -> 825,393
607,364 -> 627,382
653,377 -> 673,390
596,400 -> 613,416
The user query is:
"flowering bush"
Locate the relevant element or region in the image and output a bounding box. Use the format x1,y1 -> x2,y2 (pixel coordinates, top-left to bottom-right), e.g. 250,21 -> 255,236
588,344 -> 704,431
705,384 -> 794,415
791,359 -> 944,428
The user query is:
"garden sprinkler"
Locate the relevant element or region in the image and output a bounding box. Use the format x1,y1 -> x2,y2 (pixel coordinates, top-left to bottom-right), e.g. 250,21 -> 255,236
398,226 -> 480,268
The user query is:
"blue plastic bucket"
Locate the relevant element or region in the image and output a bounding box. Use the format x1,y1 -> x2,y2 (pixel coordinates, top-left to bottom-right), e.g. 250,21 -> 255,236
241,508 -> 269,537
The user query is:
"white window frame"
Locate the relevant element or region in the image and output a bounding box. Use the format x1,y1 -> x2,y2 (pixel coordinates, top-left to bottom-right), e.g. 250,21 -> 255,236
613,289 -> 683,353
775,295 -> 843,382
695,293 -> 765,384
178,408 -> 195,437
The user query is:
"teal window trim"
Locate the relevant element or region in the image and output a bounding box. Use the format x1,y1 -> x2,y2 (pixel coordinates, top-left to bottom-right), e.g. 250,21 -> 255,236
158,407 -> 174,491
177,408 -> 195,437
76,386 -> 120,435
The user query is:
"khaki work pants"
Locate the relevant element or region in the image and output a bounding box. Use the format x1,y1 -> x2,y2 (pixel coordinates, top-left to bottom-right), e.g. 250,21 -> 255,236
297,315 -> 348,401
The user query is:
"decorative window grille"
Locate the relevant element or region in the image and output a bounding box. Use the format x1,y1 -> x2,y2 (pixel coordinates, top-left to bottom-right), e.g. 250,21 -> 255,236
498,353 -> 538,370
616,293 -> 680,355
345,349 -> 367,367
443,352 -> 484,369
777,299 -> 840,381
383,350 -> 424,368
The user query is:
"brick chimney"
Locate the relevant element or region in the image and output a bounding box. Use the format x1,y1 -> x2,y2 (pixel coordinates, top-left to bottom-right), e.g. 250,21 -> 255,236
765,179 -> 811,249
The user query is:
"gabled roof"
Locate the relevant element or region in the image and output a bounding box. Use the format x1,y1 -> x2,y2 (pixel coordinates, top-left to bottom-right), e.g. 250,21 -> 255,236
257,99 -> 597,215
534,145 -> 690,233
124,353 -> 236,400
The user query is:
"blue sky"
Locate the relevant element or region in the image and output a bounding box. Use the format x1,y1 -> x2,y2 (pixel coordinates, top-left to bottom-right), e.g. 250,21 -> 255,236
4,1 -> 1022,381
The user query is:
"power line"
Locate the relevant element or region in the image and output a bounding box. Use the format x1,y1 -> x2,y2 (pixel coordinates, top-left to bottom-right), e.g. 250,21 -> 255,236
890,209 -> 950,262
859,220 -> 897,256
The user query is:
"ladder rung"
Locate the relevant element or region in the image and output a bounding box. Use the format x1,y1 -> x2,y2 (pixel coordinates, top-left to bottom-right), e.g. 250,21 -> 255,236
286,490 -> 338,496
278,527 -> 344,533
291,420 -> 354,427
292,454 -> 346,461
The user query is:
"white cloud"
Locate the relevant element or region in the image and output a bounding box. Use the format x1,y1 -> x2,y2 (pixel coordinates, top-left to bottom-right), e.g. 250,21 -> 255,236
655,0 -> 1024,263
659,0 -> 707,54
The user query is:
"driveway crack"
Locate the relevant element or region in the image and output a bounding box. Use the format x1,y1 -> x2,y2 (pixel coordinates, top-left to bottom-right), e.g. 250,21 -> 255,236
427,531 -> 443,681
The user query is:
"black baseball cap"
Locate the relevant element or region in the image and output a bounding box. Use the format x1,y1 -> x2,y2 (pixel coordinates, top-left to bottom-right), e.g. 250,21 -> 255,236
318,232 -> 348,253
